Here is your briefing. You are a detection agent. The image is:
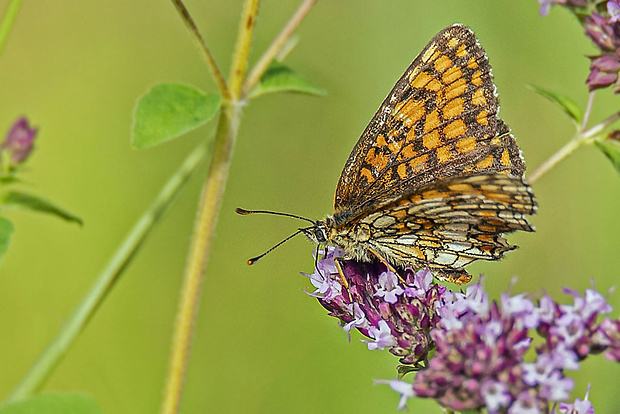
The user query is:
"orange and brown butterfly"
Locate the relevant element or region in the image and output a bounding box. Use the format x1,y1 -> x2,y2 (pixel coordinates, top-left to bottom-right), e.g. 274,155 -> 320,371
238,24 -> 537,285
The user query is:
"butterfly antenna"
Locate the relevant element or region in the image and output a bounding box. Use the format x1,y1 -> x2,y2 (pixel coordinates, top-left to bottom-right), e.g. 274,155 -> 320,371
247,228 -> 307,265
236,208 -> 316,225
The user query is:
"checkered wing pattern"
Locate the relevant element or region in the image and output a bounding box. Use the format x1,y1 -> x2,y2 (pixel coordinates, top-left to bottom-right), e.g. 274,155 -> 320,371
334,25 -> 525,219
358,174 -> 536,284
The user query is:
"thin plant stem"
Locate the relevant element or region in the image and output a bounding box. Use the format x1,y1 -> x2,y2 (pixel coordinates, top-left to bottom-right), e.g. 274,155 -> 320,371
0,0 -> 23,59
528,110 -> 620,184
172,0 -> 231,100
527,133 -> 581,184
228,0 -> 260,99
581,91 -> 595,131
582,110 -> 620,139
242,0 -> 317,98
159,1 -> 260,412
4,142 -> 210,404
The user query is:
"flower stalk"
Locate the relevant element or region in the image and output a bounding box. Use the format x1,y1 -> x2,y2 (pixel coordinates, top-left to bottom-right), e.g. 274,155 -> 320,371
171,0 -> 231,100
0,0 -> 23,59
528,108 -> 620,184
242,0 -> 317,98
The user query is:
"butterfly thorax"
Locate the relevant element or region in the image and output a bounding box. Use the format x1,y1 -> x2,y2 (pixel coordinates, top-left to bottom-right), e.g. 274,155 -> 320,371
304,213 -> 376,263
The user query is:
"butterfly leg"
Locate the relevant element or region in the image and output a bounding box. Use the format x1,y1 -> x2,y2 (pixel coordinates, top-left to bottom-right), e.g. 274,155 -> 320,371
367,247 -> 407,283
334,258 -> 350,289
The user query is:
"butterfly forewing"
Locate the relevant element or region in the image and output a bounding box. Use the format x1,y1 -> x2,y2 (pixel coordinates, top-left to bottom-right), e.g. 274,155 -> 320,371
333,25 -> 523,220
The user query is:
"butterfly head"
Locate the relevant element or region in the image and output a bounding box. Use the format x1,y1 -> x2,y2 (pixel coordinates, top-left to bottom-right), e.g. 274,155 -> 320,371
300,219 -> 330,245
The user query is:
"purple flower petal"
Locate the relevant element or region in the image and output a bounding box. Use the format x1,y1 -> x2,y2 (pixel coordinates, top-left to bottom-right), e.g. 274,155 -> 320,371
405,268 -> 433,299
609,0 -> 620,23
481,380 -> 512,412
502,292 -> 540,329
590,55 -> 620,72
537,294 -> 557,323
522,354 -> 555,386
539,370 -> 574,401
364,320 -> 396,350
538,0 -> 554,17
342,302 -> 368,340
508,391 -> 543,414
550,310 -> 586,346
587,68 -> 618,90
375,270 -> 405,304
549,344 -> 580,370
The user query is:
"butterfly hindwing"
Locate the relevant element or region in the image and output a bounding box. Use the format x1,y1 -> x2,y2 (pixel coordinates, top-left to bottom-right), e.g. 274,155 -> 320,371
351,174 -> 536,282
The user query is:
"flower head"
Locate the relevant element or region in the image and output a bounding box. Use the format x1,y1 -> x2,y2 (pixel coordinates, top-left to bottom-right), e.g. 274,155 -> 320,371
413,286 -> 534,411
305,248 -> 445,367
303,250 -> 619,411
538,286 -> 614,359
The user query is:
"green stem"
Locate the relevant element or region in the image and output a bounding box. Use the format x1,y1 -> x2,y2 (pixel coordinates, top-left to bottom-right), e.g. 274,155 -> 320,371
241,0 -> 317,99
581,91 -> 595,132
159,102 -> 243,414
0,0 -> 23,58
4,142 -> 209,404
159,2 -> 259,412
171,0 -> 231,100
528,110 -> 620,184
527,133 -> 581,184
228,0 -> 260,99
582,110 -> 620,140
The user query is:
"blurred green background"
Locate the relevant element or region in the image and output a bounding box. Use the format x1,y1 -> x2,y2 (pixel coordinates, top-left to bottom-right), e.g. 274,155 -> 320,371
0,1 -> 618,413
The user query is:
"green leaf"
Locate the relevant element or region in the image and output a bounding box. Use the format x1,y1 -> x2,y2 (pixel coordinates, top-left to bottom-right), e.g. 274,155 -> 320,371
0,191 -> 83,225
249,61 -> 326,99
132,83 -> 221,149
594,138 -> 620,174
0,174 -> 20,185
0,393 -> 102,414
0,216 -> 14,265
527,84 -> 582,124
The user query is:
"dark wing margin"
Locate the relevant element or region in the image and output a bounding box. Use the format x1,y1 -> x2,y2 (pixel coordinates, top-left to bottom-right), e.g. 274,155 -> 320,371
333,24 -> 524,220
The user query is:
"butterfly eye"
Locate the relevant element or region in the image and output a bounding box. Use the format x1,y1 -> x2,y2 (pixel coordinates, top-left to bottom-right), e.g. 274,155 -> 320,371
313,227 -> 327,243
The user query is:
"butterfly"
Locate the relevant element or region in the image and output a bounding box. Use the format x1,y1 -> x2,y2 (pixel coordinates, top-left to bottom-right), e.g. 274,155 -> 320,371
239,24 -> 537,285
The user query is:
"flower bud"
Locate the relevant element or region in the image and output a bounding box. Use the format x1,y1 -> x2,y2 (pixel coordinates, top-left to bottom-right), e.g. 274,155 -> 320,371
1,117 -> 37,167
